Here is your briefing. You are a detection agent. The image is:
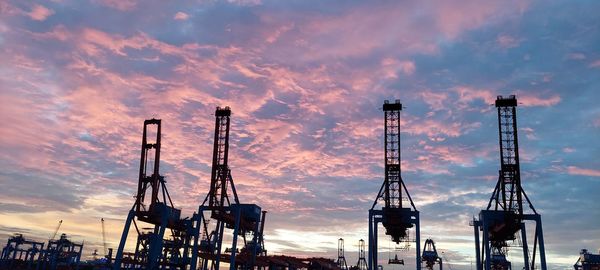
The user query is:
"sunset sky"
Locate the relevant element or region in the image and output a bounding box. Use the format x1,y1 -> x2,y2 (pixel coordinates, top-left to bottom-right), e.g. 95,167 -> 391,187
1,1 -> 599,269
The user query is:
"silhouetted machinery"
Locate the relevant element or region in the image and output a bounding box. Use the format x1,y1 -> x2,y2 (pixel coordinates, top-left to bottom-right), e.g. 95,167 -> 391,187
198,106 -> 266,270
38,233 -> 83,270
369,100 -> 420,270
574,249 -> 600,270
355,239 -> 368,270
421,239 -> 442,270
113,119 -> 201,270
0,230 -> 83,270
337,238 -> 348,270
472,95 -> 547,270
0,234 -> 44,270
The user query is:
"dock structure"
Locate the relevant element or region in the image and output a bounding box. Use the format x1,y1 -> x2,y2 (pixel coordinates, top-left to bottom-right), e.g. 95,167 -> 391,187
1,97 -> 570,270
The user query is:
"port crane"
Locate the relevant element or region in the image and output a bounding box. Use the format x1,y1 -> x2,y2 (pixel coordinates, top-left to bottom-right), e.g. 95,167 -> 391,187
369,100 -> 420,270
356,239 -> 368,270
198,107 -> 265,270
112,119 -> 201,270
338,238 -> 348,270
472,95 -> 547,270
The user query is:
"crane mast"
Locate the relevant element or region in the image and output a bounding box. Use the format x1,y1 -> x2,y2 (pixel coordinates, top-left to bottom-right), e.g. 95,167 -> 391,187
203,107 -> 240,211
338,238 -> 348,270
198,106 -> 264,270
473,95 -> 547,270
357,239 -> 368,270
369,100 -> 420,270
112,119 -> 201,270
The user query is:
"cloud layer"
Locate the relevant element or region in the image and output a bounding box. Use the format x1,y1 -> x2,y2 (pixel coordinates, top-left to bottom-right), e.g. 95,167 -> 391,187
1,1 -> 599,269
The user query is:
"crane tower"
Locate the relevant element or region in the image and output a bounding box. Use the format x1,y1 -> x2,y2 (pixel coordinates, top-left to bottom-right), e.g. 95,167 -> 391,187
112,119 -> 201,270
368,100 -> 420,270
338,238 -> 348,270
198,107 -> 265,270
472,95 -> 547,270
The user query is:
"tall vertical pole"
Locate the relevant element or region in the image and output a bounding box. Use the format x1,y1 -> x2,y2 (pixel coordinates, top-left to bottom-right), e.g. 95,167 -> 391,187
368,210 -> 373,270
521,223 -> 530,270
473,220 -> 481,270
229,207 -> 242,270
482,219 -> 491,270
536,217 -> 547,270
416,212 -> 421,270
113,210 -> 135,270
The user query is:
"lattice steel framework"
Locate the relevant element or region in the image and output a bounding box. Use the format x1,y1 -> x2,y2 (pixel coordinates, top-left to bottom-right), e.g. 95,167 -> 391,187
369,100 -> 420,270
338,238 -> 348,270
113,119 -> 200,270
472,95 -> 546,270
383,101 -> 402,209
205,107 -> 239,209
489,97 -> 524,215
357,239 -> 368,270
198,107 -> 264,270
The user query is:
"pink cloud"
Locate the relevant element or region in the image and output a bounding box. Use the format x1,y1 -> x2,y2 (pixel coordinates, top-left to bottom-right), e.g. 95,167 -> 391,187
517,92 -> 561,107
381,58 -> 415,78
589,59 -> 600,68
28,4 -> 54,21
265,24 -> 294,44
567,166 -> 600,177
419,90 -> 449,111
403,115 -> 482,140
174,12 -> 189,20
496,34 -> 522,49
30,25 -> 70,41
431,1 -> 529,39
454,87 -> 561,108
257,1 -> 528,62
454,86 -> 496,106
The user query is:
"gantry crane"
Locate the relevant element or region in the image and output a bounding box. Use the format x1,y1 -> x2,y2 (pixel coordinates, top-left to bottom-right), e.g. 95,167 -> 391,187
356,239 -> 368,270
338,238 -> 348,270
198,107 -> 265,270
112,119 -> 201,270
422,239 -> 442,270
472,95 -> 547,270
573,249 -> 600,270
369,100 -> 420,270
0,234 -> 45,269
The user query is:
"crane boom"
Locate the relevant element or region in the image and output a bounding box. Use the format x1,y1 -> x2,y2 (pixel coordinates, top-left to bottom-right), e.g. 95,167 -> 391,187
101,218 -> 107,256
50,220 -> 63,240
